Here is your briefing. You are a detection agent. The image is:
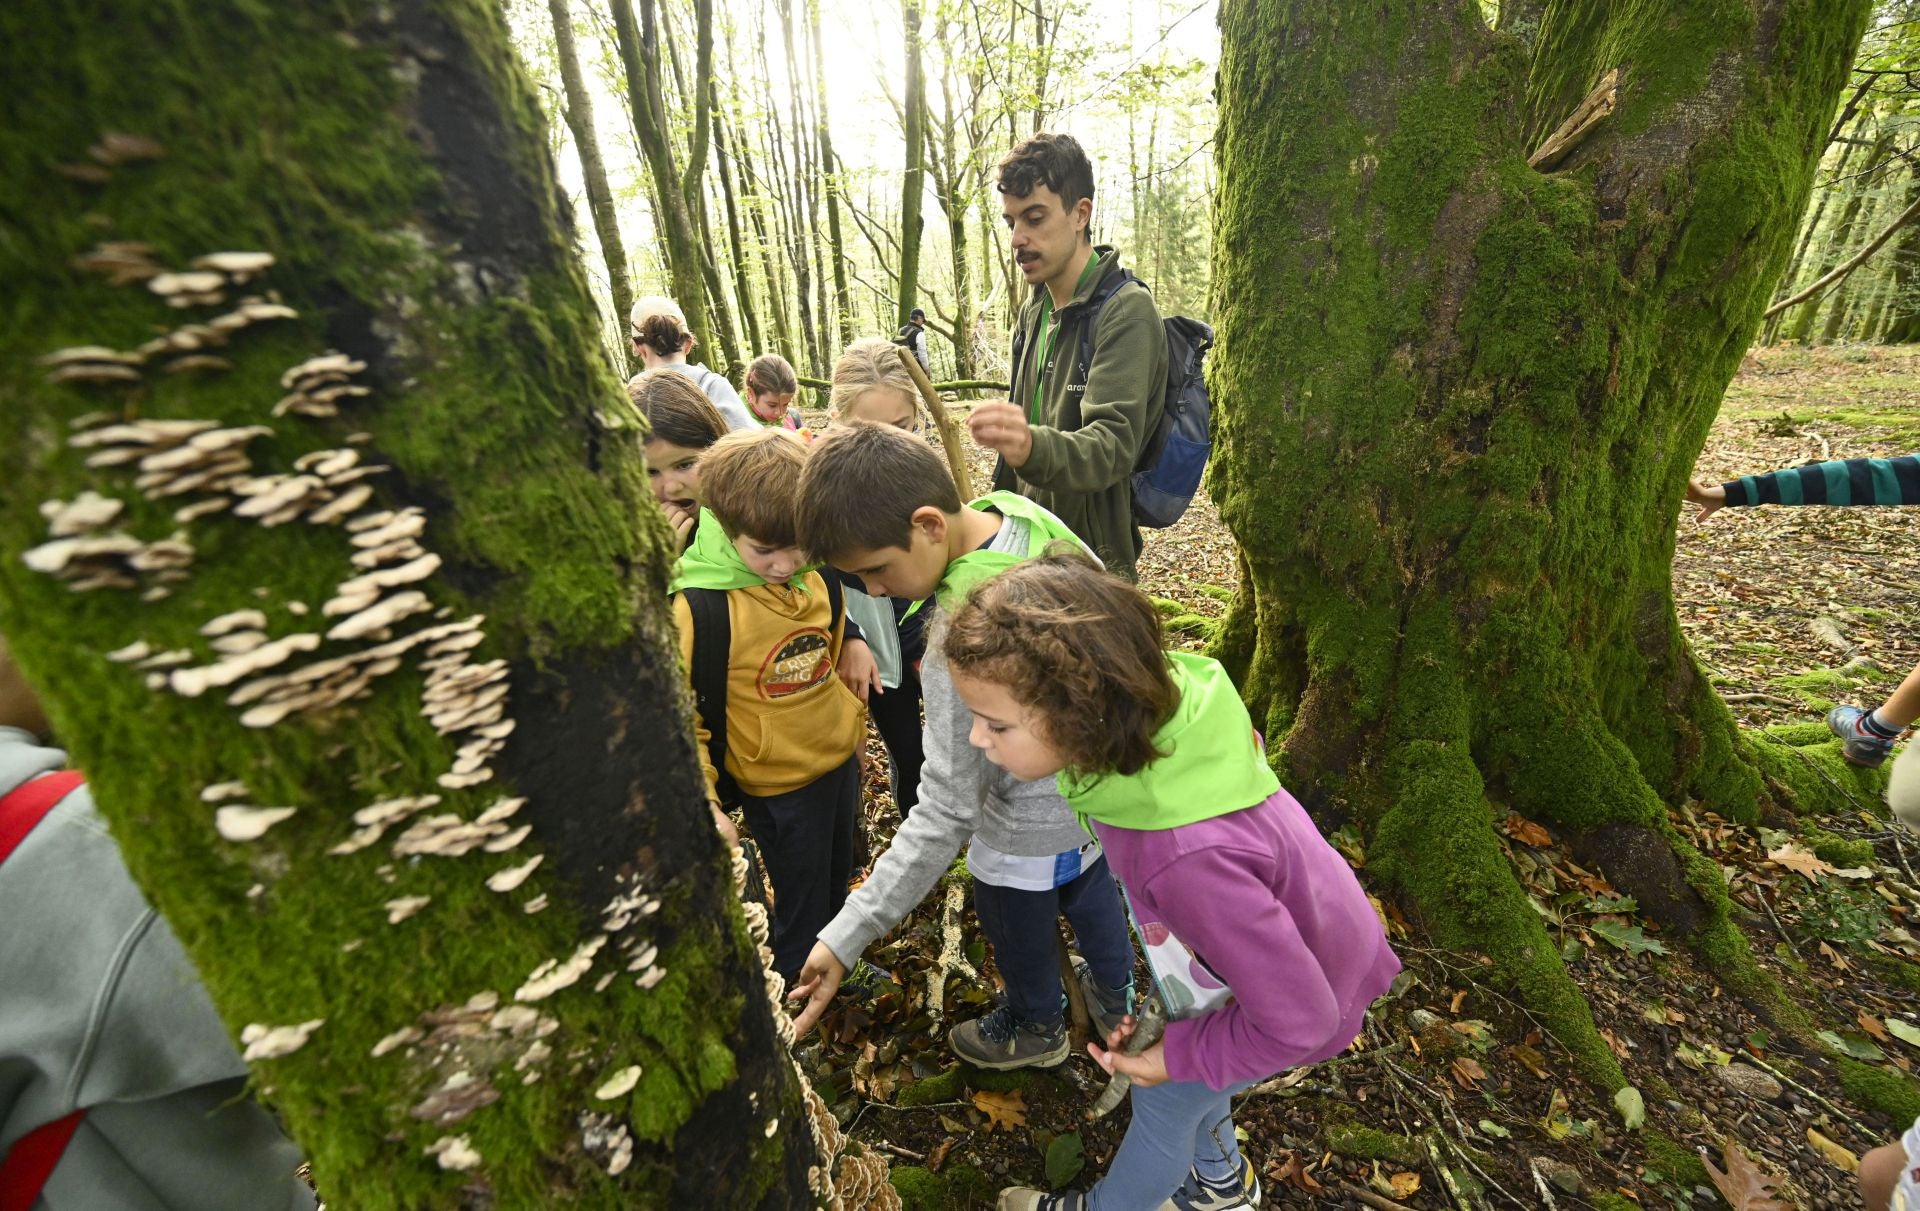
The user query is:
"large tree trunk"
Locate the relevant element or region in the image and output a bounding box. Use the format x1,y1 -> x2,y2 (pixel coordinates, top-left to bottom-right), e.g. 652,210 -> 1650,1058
548,0 -> 634,369
1211,0 -> 1873,1087
0,1 -> 897,1204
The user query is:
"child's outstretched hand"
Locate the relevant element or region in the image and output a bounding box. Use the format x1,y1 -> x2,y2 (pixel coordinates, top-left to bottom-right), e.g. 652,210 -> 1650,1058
788,942 -> 848,1037
1088,1016 -> 1170,1088
1684,478 -> 1726,521
838,638 -> 883,703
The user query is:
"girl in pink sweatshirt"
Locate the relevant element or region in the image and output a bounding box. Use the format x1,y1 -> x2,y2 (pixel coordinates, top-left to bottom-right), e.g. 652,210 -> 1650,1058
943,552 -> 1401,1211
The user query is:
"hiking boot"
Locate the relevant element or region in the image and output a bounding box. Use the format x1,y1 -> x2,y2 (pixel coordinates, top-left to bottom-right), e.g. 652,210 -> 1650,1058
1829,705 -> 1898,768
1070,955 -> 1133,1040
998,1188 -> 1086,1211
950,1005 -> 1070,1070
1165,1156 -> 1263,1210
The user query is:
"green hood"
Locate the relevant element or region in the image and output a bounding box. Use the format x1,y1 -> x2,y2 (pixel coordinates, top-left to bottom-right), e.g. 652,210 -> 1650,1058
668,507 -> 811,594
1060,651 -> 1279,831
934,491 -> 1085,610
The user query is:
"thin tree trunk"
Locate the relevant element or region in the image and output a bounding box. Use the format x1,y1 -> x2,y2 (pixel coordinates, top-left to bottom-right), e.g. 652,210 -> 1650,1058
809,0 -> 854,347
898,0 -> 928,326
712,103 -> 765,354
0,0 -> 905,1202
548,0 -> 634,371
1764,131 -> 1863,343
609,0 -> 712,351
1784,128 -> 1894,341
1212,0 -> 1871,1093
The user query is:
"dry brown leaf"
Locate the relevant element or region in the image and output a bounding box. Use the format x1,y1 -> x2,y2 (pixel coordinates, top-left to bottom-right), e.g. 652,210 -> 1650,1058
1767,844 -> 1835,881
971,1088 -> 1027,1132
1807,1128 -> 1859,1173
1512,1043 -> 1552,1079
1450,1056 -> 1488,1089
1450,989 -> 1469,1014
1503,813 -> 1553,848
1701,1139 -> 1790,1210
1859,1010 -> 1890,1042
1269,1153 -> 1324,1194
1389,1171 -> 1421,1198
926,1138 -> 955,1173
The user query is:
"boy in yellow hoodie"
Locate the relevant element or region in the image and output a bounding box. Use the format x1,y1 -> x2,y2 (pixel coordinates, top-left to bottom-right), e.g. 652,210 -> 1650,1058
671,429 -> 867,978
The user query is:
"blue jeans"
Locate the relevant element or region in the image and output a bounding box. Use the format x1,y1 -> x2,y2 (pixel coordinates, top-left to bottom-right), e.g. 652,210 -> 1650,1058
970,856 -> 1134,1029
1087,1076 -> 1256,1211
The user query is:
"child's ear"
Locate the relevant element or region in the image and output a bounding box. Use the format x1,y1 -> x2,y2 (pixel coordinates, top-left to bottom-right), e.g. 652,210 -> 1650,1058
909,506 -> 948,544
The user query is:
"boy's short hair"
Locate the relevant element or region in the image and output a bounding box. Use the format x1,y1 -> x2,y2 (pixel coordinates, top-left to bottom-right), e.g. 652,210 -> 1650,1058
998,133 -> 1095,224
699,428 -> 811,546
795,422 -> 963,561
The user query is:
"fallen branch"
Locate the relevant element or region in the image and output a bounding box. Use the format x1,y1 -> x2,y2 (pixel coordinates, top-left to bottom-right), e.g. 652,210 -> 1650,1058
1529,68 -> 1621,170
926,879 -> 973,1022
1764,192 -> 1920,317
1721,692 -> 1799,707
1527,1159 -> 1561,1210
1340,1182 -> 1418,1211
897,345 -> 975,499
1810,615 -> 1856,657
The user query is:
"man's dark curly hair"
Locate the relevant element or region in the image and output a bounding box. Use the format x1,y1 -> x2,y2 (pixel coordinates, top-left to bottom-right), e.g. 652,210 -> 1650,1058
997,132 -> 1095,242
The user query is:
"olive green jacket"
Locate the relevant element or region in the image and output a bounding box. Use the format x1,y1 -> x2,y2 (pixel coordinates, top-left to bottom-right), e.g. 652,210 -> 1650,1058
996,245 -> 1166,582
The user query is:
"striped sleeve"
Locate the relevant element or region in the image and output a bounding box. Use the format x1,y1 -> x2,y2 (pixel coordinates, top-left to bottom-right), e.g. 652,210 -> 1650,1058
1721,456 -> 1920,507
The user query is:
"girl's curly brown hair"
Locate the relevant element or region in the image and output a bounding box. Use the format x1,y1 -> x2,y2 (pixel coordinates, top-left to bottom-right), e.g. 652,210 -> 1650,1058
942,547 -> 1178,777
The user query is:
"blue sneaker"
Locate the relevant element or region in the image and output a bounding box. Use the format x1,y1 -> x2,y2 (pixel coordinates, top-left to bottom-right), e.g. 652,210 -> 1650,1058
1829,705 -> 1898,768
1166,1156 -> 1263,1210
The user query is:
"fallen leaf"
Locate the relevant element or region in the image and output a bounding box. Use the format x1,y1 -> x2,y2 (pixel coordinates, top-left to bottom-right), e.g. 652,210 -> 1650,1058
1614,1085 -> 1646,1130
1808,1128 -> 1859,1173
1389,1171 -> 1421,1198
1887,1018 -> 1920,1049
1767,844 -> 1835,881
1860,1011 -> 1891,1042
1450,1056 -> 1488,1089
1044,1132 -> 1084,1186
1477,1119 -> 1511,1139
1701,1140 -> 1790,1211
1818,940 -> 1852,971
1268,1152 -> 1324,1194
971,1088 -> 1027,1132
1450,989 -> 1469,1014
1590,919 -> 1670,956
1503,813 -> 1553,848
1512,1043 -> 1551,1079
926,1137 -> 955,1173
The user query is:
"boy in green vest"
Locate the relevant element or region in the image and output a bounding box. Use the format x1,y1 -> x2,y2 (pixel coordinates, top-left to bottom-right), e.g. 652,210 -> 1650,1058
787,423 -> 1138,1071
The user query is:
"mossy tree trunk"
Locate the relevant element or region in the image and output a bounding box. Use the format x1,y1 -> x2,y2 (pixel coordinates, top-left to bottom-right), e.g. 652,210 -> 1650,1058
0,1 -> 836,1205
897,0 -> 928,327
1210,0 -> 1872,1086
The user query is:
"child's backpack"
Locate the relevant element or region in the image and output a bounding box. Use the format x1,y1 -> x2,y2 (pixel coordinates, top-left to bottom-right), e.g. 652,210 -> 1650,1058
1013,270 -> 1214,528
681,576 -> 845,807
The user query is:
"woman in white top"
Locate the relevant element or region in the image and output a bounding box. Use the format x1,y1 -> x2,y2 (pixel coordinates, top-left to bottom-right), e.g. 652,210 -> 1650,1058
628,296 -> 757,432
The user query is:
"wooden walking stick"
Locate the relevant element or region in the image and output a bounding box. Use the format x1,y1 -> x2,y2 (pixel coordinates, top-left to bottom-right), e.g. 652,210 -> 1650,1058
895,345 -> 974,500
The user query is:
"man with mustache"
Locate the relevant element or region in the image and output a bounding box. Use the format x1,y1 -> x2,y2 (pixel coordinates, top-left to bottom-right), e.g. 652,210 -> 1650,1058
968,132 -> 1168,583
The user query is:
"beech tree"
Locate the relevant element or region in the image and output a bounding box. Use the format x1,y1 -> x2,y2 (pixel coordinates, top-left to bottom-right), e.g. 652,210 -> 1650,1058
0,1 -> 893,1206
1209,0 -> 1880,1090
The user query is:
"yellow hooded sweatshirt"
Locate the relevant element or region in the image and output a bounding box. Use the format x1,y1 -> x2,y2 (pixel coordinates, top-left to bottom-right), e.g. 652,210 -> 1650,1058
671,515 -> 866,800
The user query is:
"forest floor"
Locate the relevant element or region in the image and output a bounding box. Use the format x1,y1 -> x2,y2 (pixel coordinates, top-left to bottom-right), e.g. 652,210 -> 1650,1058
805,345 -> 1920,1211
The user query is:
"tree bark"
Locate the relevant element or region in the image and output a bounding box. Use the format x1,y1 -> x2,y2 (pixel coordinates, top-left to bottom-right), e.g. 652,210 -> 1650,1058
548,0 -> 634,371
809,0 -> 855,347
1785,127 -> 1895,342
1763,127 -> 1863,343
0,0 -> 903,1204
610,0 -> 713,354
712,102 -> 765,354
897,0 -> 928,327
1211,0 -> 1873,1087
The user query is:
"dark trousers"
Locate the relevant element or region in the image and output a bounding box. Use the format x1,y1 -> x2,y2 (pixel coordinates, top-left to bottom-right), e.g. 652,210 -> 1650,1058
971,855 -> 1135,1029
738,753 -> 861,979
867,665 -> 925,816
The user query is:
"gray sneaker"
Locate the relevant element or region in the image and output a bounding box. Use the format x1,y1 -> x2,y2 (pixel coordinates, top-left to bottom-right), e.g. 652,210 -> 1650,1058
1071,955 -> 1133,1040
1165,1157 -> 1262,1210
1829,705 -> 1898,767
950,1005 -> 1069,1070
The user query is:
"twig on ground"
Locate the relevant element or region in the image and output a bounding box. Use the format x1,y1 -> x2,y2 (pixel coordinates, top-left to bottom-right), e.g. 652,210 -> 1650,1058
1741,1052 -> 1876,1138
873,1140 -> 926,1162
1528,1158 -> 1561,1210
1723,692 -> 1800,707
1340,1181 -> 1418,1211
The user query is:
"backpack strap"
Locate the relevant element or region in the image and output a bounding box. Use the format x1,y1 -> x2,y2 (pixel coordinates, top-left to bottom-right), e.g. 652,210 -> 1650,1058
1073,268 -> 1143,381
0,769 -> 89,1210
823,568 -> 845,635
681,589 -> 738,806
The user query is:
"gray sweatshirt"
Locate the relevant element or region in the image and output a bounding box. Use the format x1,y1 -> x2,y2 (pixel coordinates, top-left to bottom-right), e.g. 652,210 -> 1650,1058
661,362 -> 758,432
817,520 -> 1091,966
0,728 -> 313,1210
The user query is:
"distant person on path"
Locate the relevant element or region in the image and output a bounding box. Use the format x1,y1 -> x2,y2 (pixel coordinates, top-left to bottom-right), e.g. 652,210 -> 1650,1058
968,132 -> 1167,583
1684,453 -> 1920,772
897,307 -> 932,374
629,295 -> 757,432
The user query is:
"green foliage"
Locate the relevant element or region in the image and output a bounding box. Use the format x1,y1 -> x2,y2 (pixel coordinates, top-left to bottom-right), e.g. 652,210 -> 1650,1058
1837,1055 -> 1920,1122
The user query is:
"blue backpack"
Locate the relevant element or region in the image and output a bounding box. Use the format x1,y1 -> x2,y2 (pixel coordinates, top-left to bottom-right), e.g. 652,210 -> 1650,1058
1014,269 -> 1215,528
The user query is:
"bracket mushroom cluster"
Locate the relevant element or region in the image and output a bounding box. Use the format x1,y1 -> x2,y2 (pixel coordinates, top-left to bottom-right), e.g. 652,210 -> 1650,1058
277,353 -> 370,419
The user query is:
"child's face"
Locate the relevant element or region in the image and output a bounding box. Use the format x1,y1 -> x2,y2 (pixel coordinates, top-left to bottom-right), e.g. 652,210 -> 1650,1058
839,387 -> 921,436
749,389 -> 795,423
951,670 -> 1065,782
645,439 -> 704,506
731,533 -> 807,584
831,509 -> 948,600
